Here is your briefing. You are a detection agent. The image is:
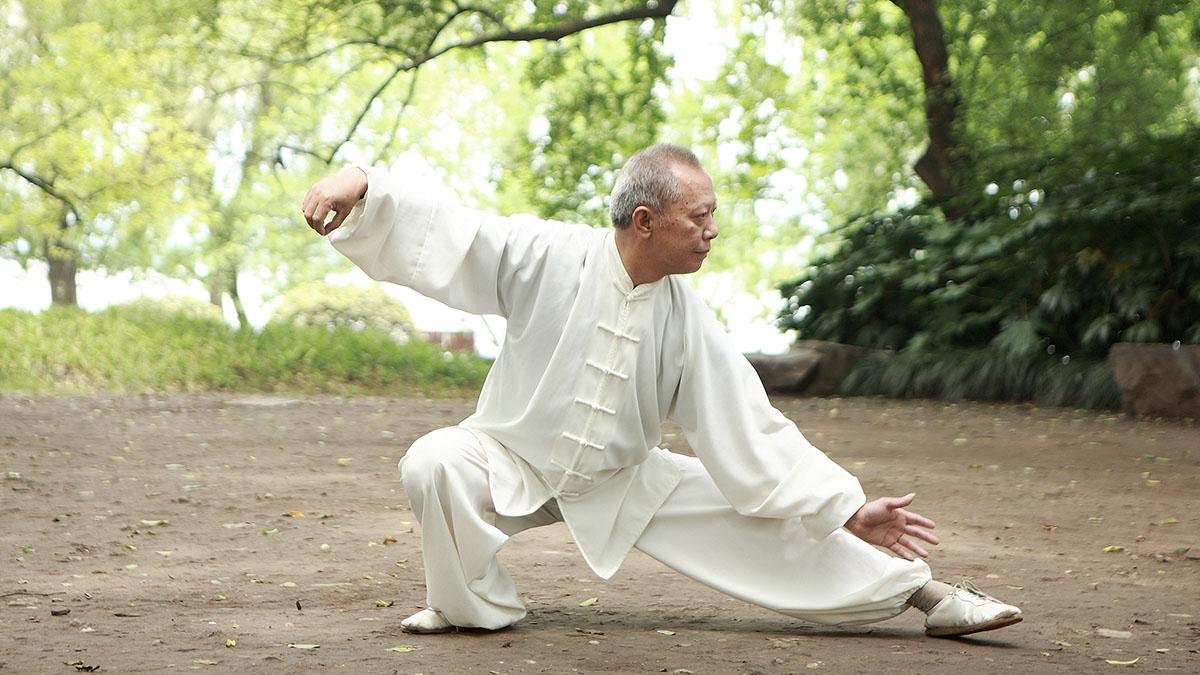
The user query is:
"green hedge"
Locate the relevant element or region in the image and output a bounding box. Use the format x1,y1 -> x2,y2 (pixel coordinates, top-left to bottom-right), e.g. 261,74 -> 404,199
0,305 -> 490,396
777,129 -> 1200,408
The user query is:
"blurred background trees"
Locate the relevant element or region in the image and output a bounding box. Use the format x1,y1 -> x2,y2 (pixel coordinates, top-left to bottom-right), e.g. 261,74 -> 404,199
2,0 -> 1197,402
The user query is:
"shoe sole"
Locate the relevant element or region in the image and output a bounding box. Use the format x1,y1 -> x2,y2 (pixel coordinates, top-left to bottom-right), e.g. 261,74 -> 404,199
400,623 -> 457,635
926,614 -> 1023,638
400,623 -> 513,635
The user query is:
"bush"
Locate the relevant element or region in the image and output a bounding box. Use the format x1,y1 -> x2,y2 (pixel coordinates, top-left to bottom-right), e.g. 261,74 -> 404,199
110,296 -> 226,323
776,130 -> 1200,408
0,307 -> 488,396
271,282 -> 416,343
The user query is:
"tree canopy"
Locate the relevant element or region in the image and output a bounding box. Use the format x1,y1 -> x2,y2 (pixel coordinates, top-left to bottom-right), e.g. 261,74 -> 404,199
2,0 -> 1197,386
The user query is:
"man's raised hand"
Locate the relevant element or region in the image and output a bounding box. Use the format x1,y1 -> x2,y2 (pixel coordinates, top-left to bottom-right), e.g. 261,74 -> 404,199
302,167 -> 369,236
843,493 -> 939,561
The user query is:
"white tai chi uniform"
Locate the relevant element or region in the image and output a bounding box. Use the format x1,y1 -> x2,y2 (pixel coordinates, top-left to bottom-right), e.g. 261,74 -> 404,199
330,165 -> 931,630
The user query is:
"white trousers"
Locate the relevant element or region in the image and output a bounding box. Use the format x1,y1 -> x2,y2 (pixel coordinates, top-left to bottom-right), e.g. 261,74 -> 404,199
400,427 -> 931,630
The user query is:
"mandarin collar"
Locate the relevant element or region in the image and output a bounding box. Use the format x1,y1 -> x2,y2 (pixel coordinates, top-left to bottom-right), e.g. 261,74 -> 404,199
605,230 -> 664,300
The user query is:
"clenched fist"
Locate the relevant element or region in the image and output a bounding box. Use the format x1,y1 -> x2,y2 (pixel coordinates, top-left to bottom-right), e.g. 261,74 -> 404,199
302,166 -> 369,236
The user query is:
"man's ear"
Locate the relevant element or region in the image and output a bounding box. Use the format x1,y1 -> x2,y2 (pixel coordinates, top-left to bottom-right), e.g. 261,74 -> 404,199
631,206 -> 654,237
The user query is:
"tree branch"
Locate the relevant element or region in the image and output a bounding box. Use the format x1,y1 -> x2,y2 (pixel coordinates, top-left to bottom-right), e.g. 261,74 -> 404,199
0,161 -> 84,224
281,0 -> 679,166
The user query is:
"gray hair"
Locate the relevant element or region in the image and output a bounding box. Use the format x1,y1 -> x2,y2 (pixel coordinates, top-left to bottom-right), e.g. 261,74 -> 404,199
609,143 -> 702,229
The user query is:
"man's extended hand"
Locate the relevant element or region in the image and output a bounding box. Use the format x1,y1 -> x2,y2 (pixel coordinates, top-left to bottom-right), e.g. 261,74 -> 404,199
843,493 -> 939,561
302,167 -> 369,236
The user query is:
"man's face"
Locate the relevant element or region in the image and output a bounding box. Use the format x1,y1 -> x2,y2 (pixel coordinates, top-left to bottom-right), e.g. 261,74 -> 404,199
652,163 -> 719,276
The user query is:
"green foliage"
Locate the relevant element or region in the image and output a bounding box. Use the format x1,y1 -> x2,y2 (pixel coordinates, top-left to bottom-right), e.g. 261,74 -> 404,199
0,0 -> 207,273
270,283 -> 416,342
779,1 -> 1200,219
779,129 -> 1200,404
0,307 -> 487,396
843,349 -> 1121,410
115,296 -> 224,323
495,21 -> 669,224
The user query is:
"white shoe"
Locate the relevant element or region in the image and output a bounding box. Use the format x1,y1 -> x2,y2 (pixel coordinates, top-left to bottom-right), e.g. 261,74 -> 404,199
400,607 -> 455,634
924,582 -> 1023,638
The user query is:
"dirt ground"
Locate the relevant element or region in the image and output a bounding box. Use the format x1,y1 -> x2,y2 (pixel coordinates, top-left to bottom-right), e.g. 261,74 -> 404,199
1,393 -> 1197,674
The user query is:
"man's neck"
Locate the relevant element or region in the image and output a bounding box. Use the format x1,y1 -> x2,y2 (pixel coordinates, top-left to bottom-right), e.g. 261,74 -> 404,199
614,229 -> 664,287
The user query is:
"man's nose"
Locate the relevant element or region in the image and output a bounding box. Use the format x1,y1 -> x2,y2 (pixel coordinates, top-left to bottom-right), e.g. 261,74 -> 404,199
706,218 -> 719,240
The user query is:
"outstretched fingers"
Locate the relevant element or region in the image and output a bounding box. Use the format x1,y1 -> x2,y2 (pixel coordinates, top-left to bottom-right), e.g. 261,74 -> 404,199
905,523 -> 941,546
898,507 -> 936,530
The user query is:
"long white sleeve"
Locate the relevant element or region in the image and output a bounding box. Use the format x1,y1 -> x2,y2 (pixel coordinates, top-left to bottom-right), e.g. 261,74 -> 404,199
670,295 -> 866,541
328,165 -> 580,318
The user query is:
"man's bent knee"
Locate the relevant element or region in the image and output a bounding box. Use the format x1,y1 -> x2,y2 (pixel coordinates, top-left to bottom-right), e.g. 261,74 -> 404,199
399,427 -> 481,494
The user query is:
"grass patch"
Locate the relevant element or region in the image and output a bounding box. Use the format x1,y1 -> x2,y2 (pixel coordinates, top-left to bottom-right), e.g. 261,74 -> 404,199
0,306 -> 490,397
843,347 -> 1121,410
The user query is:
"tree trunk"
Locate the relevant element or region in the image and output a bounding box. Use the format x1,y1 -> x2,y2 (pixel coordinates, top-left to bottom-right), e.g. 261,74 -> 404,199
45,211 -> 78,306
205,267 -> 249,330
891,0 -> 968,216
228,269 -> 249,330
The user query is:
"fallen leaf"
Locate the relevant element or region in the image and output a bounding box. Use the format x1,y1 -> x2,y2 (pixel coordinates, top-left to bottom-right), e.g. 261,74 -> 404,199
226,639 -> 236,648
1096,628 -> 1132,639
1156,517 -> 1179,526
383,535 -> 397,545
1102,545 -> 1125,553
1104,658 -> 1139,666
337,457 -> 353,467
319,543 -> 331,552
285,511 -> 305,518
260,528 -> 278,536
140,519 -> 169,527
1006,585 -> 1024,590
287,643 -> 320,650
578,597 -> 598,607
375,599 -> 394,608
656,629 -> 676,636
193,659 -> 219,665
387,645 -> 418,653
260,492 -> 274,500
1088,517 -> 1104,522
1053,640 -> 1072,647
156,550 -> 173,557
20,546 -> 34,554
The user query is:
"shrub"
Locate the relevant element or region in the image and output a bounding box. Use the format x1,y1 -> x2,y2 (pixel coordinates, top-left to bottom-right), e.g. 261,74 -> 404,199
271,282 -> 416,343
776,130 -> 1200,408
111,296 -> 225,323
0,307 -> 488,396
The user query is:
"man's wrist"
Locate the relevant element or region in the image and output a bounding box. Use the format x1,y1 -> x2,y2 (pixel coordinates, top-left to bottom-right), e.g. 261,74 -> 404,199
344,165 -> 369,200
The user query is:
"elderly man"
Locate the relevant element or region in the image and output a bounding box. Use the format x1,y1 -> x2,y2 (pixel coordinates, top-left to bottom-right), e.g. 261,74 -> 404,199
301,144 -> 1021,638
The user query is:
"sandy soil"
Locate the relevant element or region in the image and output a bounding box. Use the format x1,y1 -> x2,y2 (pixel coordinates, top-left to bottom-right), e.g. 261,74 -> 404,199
1,393 -> 1197,674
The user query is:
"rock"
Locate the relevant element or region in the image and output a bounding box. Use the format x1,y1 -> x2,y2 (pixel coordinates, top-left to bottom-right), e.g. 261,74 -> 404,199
793,340 -> 871,396
1108,343 -> 1200,418
744,350 -> 821,394
745,341 -> 873,395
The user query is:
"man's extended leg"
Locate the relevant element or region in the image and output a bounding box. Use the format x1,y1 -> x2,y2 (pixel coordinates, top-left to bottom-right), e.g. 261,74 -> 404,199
399,427 -> 559,632
635,452 -> 1018,634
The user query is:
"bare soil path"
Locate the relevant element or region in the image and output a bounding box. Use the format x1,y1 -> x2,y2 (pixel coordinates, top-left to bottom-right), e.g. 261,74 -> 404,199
2,394 -> 1197,673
